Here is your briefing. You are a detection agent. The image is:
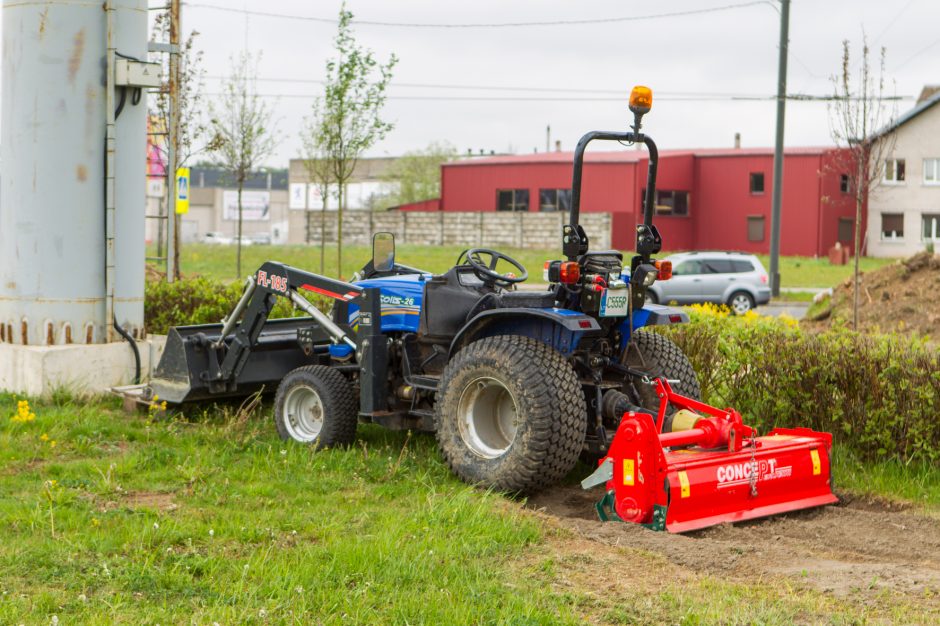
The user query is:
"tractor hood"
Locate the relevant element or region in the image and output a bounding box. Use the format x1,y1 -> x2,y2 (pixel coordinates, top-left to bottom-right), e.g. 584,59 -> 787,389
348,274 -> 427,332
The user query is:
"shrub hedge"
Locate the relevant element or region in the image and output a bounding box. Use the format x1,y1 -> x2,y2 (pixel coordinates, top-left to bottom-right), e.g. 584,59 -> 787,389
660,304 -> 940,463
144,277 -> 330,336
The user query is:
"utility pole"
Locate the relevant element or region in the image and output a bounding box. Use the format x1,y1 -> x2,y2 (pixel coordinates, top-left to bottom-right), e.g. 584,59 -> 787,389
166,0 -> 180,283
768,0 -> 790,297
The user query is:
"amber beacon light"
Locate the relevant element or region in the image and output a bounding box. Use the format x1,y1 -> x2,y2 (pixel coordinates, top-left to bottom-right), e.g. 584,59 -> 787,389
629,85 -> 653,114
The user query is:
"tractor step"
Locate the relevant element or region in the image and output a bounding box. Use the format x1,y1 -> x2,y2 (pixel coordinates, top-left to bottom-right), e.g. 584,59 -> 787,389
584,380 -> 837,533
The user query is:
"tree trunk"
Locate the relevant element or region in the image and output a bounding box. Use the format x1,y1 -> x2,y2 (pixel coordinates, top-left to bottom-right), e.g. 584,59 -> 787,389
853,155 -> 864,330
237,182 -> 244,279
305,206 -> 311,244
337,183 -> 344,279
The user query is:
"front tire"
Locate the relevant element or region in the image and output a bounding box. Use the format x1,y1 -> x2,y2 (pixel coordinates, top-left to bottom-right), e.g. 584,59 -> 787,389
435,335 -> 587,494
273,365 -> 358,449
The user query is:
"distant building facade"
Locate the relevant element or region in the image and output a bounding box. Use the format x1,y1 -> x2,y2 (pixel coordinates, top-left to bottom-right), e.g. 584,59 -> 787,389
286,157 -> 398,245
399,147 -> 856,257
867,87 -> 940,258
145,167 -> 289,245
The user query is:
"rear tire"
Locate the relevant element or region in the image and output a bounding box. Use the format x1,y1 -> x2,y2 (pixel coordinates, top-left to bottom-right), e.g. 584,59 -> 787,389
623,330 -> 701,430
435,335 -> 587,494
644,290 -> 659,305
273,365 -> 358,449
728,290 -> 755,315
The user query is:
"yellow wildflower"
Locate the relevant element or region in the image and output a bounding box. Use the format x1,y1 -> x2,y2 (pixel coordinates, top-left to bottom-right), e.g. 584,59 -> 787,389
10,399 -> 36,423
49,440 -> 57,448
40,433 -> 49,442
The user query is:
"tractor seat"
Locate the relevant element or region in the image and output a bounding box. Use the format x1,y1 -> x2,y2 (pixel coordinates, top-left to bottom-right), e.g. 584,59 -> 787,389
461,289 -> 558,325
494,290 -> 557,309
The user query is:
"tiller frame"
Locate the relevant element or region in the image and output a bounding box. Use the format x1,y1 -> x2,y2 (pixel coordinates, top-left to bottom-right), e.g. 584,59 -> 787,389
582,379 -> 838,533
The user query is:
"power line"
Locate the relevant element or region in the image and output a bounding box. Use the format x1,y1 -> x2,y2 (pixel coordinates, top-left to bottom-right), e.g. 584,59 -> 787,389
185,1 -> 773,29
200,92 -> 912,103
202,75 -> 768,98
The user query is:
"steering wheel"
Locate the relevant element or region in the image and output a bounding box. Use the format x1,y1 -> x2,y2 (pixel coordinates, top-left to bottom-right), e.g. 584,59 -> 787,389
457,248 -> 528,288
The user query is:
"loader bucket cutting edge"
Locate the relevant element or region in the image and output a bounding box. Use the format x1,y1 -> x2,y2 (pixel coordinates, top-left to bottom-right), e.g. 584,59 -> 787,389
586,381 -> 838,533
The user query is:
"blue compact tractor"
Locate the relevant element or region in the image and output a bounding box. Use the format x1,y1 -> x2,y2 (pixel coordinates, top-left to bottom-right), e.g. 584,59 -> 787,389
147,87 -> 700,493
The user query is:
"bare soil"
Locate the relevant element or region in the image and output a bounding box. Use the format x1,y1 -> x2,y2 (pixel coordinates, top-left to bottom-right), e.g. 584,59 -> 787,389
805,251 -> 940,340
526,484 -> 940,615
96,490 -> 178,513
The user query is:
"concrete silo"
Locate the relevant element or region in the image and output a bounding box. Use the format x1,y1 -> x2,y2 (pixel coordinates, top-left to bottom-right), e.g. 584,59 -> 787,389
0,0 -> 149,347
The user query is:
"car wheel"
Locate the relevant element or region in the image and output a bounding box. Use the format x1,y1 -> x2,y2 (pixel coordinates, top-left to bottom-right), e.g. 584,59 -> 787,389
644,290 -> 659,305
728,290 -> 755,315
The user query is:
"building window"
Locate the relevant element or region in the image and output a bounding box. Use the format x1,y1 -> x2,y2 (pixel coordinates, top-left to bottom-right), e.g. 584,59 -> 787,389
922,214 -> 940,241
656,190 -> 690,216
641,189 -> 690,216
924,159 -> 940,185
538,189 -> 571,212
749,172 -> 765,194
840,174 -> 850,193
884,159 -> 906,183
747,216 -> 765,242
838,217 -> 854,243
496,189 -> 529,212
881,213 -> 904,240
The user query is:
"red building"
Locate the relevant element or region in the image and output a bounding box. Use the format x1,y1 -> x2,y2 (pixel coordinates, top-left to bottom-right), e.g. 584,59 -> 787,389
404,147 -> 858,256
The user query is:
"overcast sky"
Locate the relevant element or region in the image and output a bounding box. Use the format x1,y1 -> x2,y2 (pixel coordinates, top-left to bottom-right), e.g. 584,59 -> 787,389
177,0 -> 936,164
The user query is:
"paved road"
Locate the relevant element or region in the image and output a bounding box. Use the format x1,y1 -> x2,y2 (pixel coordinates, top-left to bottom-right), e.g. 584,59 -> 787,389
758,301 -> 810,320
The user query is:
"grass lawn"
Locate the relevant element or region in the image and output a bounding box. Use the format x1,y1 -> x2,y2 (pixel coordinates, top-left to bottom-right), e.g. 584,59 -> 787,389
153,243 -> 899,290
2,393 -> 937,623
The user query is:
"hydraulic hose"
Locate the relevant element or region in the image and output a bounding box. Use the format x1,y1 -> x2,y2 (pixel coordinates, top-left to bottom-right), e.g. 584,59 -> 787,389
113,316 -> 141,385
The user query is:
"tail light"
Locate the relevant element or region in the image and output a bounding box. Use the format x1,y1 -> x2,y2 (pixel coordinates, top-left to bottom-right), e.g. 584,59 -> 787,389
654,259 -> 672,281
760,274 -> 768,284
559,261 -> 581,284
544,260 -> 581,284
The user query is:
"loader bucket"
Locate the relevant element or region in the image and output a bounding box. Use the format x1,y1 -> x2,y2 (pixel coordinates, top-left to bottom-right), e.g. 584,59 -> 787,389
149,317 -> 327,404
583,380 -> 837,533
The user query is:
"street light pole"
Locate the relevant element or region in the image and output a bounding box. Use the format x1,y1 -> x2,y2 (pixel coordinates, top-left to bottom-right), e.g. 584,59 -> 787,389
768,0 -> 790,297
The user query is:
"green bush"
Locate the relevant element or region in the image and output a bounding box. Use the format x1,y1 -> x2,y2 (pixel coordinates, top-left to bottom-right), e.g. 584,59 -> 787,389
144,277 -> 330,336
659,304 -> 940,463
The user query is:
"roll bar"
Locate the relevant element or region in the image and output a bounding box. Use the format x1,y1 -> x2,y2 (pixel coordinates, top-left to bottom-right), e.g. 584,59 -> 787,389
565,131 -> 661,263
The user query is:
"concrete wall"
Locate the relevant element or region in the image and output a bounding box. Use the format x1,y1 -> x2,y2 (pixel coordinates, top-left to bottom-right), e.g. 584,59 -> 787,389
867,103 -> 940,258
288,211 -> 612,250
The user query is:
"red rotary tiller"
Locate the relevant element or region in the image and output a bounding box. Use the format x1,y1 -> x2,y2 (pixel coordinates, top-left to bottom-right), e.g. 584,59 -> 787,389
582,379 -> 838,533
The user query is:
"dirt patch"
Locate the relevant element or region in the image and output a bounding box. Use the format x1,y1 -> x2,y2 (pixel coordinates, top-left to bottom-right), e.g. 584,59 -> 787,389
804,251 -> 940,340
99,490 -> 179,513
527,485 -> 940,611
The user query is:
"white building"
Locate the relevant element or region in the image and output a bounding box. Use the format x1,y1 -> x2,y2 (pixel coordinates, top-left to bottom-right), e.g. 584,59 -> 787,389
867,87 -> 940,257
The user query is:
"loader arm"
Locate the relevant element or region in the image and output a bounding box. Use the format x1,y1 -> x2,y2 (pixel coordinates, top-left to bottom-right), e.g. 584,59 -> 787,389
204,262 -> 364,393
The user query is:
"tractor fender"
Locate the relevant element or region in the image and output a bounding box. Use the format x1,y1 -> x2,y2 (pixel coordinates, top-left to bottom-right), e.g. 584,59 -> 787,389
449,308 -> 602,358
619,304 -> 689,351
631,304 -> 689,328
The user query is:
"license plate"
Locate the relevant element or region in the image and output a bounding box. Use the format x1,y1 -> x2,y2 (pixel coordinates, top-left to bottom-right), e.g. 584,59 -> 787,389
599,288 -> 629,317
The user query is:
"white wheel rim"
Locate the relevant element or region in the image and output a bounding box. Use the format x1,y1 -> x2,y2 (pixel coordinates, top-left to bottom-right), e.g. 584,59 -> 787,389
731,294 -> 751,314
456,376 -> 519,459
282,385 -> 324,442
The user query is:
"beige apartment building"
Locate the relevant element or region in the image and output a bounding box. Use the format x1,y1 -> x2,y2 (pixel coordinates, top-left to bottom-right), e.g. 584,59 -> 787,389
868,87 -> 940,257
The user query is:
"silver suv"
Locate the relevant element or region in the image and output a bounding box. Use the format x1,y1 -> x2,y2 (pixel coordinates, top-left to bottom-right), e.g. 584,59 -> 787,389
647,252 -> 771,314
